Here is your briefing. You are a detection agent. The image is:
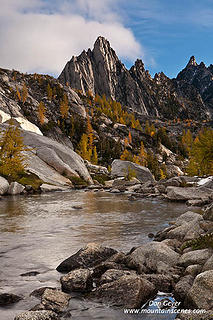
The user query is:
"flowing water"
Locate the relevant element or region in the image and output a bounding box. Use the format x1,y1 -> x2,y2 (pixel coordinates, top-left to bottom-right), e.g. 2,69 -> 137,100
0,190 -> 189,319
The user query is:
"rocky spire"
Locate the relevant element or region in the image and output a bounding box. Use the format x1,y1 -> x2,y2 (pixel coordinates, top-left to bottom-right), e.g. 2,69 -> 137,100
93,36 -> 111,52
187,56 -> 198,67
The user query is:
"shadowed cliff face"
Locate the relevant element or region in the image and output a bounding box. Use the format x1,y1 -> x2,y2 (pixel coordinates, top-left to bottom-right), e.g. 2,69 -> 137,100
59,37 -> 212,120
177,56 -> 213,114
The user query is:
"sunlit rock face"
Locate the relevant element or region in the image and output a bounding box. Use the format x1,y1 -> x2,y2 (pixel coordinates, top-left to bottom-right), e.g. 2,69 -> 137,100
12,117 -> 43,135
0,110 -> 43,135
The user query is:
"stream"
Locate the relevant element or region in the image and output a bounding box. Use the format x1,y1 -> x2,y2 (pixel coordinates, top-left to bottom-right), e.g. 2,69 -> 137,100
0,190 -> 189,319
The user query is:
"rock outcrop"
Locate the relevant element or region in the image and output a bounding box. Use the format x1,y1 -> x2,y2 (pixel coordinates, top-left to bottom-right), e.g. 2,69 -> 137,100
111,159 -> 155,183
0,124 -> 93,186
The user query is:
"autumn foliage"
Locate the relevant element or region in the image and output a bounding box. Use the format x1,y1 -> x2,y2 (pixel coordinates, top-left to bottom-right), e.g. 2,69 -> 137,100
38,101 -> 46,125
0,122 -> 30,179
186,128 -> 213,176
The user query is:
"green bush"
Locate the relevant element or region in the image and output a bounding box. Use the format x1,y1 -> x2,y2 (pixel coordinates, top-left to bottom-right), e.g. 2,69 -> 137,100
17,172 -> 44,190
70,176 -> 88,187
181,233 -> 213,251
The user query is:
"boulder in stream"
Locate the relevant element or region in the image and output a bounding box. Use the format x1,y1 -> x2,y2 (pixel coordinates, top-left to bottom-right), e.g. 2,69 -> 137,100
0,292 -> 22,306
166,186 -> 213,202
56,243 -> 117,273
0,176 -> 9,195
60,268 -> 93,292
8,182 -> 25,195
185,270 -> 213,310
111,160 -> 155,183
178,249 -> 212,268
88,274 -> 157,308
127,241 -> 180,274
41,288 -> 71,313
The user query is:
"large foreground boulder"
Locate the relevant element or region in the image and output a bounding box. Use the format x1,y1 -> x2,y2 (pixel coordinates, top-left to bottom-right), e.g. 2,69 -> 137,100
40,288 -> 70,313
174,275 -> 195,302
166,186 -> 213,202
111,160 -> 155,183
60,268 -> 93,292
185,270 -> 213,310
179,249 -> 212,268
155,211 -> 204,242
89,275 -> 156,308
56,243 -> 117,273
8,182 -> 25,195
127,242 -> 180,274
0,176 -> 9,195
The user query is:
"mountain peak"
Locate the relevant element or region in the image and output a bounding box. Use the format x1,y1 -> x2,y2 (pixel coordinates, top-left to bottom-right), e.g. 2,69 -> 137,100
187,56 -> 198,67
93,36 -> 111,52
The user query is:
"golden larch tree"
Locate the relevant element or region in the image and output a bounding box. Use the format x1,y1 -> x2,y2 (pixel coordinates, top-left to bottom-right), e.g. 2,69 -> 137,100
38,101 -> 46,125
60,93 -> 69,119
22,83 -> 28,104
0,122 -> 29,179
47,83 -> 53,101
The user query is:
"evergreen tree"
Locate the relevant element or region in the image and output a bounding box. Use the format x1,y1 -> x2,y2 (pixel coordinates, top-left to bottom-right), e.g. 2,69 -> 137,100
146,150 -> 160,180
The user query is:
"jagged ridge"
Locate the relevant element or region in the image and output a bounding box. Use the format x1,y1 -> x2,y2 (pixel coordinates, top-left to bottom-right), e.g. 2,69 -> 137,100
59,37 -> 212,120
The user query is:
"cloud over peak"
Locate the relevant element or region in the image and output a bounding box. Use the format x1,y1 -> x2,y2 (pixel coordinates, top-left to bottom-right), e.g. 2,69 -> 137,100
0,0 -> 143,75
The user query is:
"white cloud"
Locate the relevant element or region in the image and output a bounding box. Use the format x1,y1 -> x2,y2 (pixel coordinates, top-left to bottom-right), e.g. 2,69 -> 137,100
0,0 -> 144,75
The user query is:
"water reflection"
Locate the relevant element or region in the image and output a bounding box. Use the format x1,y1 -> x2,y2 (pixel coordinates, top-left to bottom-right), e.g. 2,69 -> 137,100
0,196 -> 27,217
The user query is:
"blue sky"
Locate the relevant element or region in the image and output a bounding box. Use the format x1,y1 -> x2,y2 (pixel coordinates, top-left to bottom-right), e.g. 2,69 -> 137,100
0,0 -> 212,78
122,0 -> 213,77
